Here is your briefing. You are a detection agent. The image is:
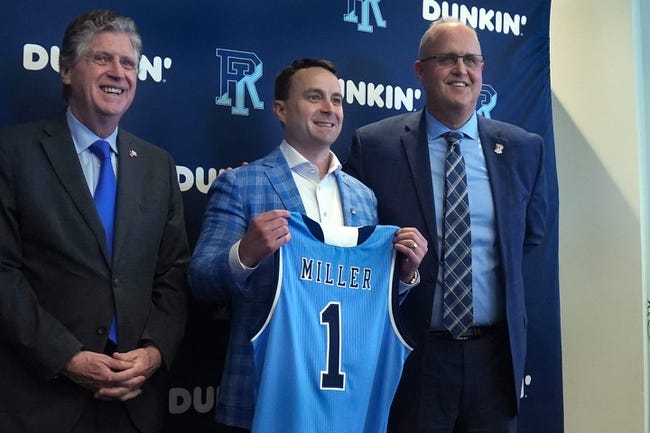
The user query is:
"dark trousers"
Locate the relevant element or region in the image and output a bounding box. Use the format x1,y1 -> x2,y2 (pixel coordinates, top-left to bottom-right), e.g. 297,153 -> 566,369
215,424 -> 250,433
70,398 -> 141,433
390,324 -> 516,433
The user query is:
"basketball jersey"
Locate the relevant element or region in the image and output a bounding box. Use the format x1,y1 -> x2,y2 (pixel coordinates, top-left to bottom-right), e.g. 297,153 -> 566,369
250,212 -> 412,433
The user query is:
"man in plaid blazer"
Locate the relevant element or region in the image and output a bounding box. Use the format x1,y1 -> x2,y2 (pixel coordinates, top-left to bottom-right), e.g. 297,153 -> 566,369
188,59 -> 426,432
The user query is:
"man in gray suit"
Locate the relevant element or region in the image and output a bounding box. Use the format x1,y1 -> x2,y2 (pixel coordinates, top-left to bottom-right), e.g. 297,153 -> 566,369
0,10 -> 189,433
188,58 -> 427,432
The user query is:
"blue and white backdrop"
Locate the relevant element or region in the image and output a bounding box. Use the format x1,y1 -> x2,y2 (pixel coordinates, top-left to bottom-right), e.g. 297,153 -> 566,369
0,1 -> 562,432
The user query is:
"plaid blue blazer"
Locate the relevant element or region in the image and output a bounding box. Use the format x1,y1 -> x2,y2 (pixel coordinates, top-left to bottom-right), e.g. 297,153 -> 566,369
188,146 -> 378,428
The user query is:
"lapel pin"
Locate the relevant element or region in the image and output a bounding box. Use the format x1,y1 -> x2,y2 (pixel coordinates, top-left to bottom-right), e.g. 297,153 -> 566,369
494,143 -> 504,154
129,150 -> 138,158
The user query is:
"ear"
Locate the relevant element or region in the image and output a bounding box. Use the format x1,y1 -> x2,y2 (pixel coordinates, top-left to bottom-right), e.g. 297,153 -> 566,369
414,60 -> 423,81
60,65 -> 71,85
273,100 -> 287,126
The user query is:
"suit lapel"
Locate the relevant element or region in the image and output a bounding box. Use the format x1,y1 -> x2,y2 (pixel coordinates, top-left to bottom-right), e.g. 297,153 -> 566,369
336,171 -> 353,224
336,171 -> 369,225
402,112 -> 438,245
112,132 -> 143,263
478,117 -> 510,249
263,147 -> 306,213
40,116 -> 110,262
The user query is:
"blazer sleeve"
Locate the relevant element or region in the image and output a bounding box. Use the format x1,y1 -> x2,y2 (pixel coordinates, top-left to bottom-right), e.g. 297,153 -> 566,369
524,134 -> 548,250
0,129 -> 83,378
188,168 -> 249,301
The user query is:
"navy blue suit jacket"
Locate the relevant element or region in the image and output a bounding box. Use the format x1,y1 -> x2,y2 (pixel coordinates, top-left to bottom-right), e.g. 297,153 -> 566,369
344,110 -> 547,411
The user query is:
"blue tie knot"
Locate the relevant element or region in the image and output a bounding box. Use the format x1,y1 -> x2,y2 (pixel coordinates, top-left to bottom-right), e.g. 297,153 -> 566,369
444,131 -> 464,147
89,139 -> 112,160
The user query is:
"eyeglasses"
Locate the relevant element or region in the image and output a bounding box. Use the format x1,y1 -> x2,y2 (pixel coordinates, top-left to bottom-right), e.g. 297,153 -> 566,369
85,53 -> 137,71
419,53 -> 484,69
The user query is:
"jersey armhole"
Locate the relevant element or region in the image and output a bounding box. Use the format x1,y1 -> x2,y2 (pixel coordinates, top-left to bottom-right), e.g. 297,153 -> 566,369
390,270 -> 416,350
250,250 -> 283,342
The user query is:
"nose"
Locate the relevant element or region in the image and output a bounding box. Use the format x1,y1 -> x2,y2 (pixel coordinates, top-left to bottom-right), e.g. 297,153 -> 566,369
320,99 -> 334,112
107,60 -> 125,76
451,57 -> 468,73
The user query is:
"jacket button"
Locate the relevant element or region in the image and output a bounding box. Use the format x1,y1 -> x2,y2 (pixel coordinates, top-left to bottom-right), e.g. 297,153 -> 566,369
96,326 -> 107,335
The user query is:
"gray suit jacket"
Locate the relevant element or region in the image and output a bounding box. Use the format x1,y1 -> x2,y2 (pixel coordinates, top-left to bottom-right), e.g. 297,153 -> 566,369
0,114 -> 189,433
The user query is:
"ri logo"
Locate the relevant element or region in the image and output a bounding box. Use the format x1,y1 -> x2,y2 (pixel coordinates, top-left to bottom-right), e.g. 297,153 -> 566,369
343,0 -> 386,33
215,48 -> 264,116
477,84 -> 497,119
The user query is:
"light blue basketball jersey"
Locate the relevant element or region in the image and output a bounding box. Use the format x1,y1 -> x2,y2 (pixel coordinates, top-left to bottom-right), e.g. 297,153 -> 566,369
251,212 -> 412,433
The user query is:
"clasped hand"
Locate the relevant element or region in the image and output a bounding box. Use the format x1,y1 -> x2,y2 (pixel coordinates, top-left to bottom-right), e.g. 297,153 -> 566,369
63,346 -> 162,401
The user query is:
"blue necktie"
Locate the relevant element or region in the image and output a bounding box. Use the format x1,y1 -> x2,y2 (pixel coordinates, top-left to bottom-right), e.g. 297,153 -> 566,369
89,140 -> 118,344
441,131 -> 474,338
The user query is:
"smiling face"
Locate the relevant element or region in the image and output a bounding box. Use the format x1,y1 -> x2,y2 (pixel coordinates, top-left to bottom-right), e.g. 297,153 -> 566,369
60,31 -> 137,137
273,66 -> 343,156
414,22 -> 483,130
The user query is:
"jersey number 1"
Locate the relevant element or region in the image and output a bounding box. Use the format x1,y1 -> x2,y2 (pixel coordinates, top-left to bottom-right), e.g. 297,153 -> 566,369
320,302 -> 346,390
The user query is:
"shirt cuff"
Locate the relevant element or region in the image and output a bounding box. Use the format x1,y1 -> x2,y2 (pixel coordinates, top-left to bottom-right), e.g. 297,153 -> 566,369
397,270 -> 419,304
228,240 -> 256,285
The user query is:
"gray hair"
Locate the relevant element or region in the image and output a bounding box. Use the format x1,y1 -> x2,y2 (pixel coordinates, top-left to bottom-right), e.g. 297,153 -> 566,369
59,10 -> 142,98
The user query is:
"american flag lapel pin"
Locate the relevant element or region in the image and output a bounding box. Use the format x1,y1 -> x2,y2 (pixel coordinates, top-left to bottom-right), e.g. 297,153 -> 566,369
129,149 -> 138,158
494,143 -> 504,155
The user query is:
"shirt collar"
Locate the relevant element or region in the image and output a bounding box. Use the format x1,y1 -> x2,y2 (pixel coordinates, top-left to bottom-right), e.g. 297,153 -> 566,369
66,107 -> 119,155
279,140 -> 341,175
425,109 -> 479,141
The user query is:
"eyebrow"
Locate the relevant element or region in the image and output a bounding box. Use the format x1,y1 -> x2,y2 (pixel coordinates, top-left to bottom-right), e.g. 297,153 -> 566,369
303,88 -> 343,98
89,50 -> 135,59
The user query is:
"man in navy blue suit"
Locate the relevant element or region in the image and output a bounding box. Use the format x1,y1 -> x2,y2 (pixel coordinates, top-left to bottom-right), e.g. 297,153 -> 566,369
344,18 -> 548,433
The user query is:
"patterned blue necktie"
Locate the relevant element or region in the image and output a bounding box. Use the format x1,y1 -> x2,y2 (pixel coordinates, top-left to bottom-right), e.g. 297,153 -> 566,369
88,139 -> 118,344
442,131 -> 474,338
